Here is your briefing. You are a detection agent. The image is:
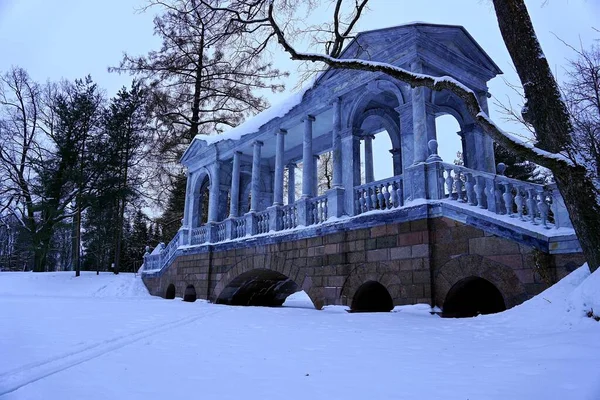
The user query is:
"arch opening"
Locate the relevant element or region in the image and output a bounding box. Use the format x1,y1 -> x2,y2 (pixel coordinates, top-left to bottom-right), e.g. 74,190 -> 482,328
442,277 -> 506,318
435,114 -> 463,166
183,284 -> 197,302
350,281 -> 393,312
165,283 -> 176,300
216,268 -> 305,307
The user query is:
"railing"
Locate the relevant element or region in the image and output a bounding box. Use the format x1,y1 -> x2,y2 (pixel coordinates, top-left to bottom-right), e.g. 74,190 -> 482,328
256,210 -> 270,234
143,230 -> 182,272
308,195 -> 328,225
231,216 -> 247,239
441,163 -> 571,229
191,226 -> 208,245
215,221 -> 227,242
355,175 -> 404,215
280,203 -> 298,230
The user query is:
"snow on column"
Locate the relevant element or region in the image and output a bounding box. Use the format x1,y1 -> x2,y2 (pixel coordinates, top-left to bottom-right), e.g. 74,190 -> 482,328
302,115 -> 315,198
364,135 -> 375,183
287,163 -> 296,205
250,141 -> 263,212
208,161 -> 221,222
273,129 -> 287,206
332,98 -> 343,188
229,151 -> 241,217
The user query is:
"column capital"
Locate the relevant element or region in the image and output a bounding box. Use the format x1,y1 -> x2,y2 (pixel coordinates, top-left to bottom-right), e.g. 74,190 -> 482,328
302,115 -> 316,122
252,140 -> 264,147
276,128 -> 287,135
362,134 -> 376,141
389,148 -> 402,155
331,97 -> 342,106
286,162 -> 297,169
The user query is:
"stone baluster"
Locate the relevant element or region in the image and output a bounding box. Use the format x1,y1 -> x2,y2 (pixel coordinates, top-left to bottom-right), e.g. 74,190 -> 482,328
453,168 -> 463,202
526,188 -> 537,224
465,173 -> 476,205
514,186 -> 525,220
474,176 -> 485,208
365,186 -> 373,211
537,188 -> 550,228
445,167 -> 453,198
383,183 -> 391,209
502,182 -> 513,217
485,178 -> 498,213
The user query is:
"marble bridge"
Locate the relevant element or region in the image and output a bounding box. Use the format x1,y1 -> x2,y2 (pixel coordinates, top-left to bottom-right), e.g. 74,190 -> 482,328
141,23 -> 582,316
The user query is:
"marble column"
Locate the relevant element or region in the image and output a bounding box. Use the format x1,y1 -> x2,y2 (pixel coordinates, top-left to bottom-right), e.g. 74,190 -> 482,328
228,151 -> 241,218
302,115 -> 315,198
250,141 -> 263,212
478,92 -> 495,172
208,161 -> 220,222
287,163 -> 296,205
313,154 -> 320,196
364,134 -> 375,183
273,129 -> 286,206
341,130 -> 361,215
390,148 -> 402,176
411,61 -> 429,164
332,98 -> 343,188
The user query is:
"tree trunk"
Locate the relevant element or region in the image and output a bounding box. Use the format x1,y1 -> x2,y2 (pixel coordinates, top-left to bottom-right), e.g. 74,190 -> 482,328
493,0 -> 600,272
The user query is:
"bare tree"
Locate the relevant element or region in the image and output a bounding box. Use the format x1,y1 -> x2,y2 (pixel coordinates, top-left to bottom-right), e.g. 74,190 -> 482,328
563,44 -> 600,177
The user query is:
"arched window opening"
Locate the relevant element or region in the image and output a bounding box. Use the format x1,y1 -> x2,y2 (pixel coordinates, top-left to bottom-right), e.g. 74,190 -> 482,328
350,281 -> 394,312
442,277 -> 506,318
165,283 -> 176,300
183,284 -> 197,302
435,114 -> 463,166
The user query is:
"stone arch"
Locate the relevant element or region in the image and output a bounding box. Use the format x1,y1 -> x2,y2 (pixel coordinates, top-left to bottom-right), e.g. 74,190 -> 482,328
165,283 -> 176,299
190,169 -> 210,227
341,264 -> 403,307
442,277 -> 506,318
212,254 -> 321,309
434,254 -> 528,311
183,284 -> 197,302
351,281 -> 394,312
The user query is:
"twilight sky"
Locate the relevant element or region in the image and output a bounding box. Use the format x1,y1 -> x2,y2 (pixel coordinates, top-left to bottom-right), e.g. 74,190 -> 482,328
0,0 -> 598,176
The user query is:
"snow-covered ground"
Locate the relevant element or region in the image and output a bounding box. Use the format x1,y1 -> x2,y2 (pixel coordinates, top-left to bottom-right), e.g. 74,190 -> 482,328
1,268 -> 599,400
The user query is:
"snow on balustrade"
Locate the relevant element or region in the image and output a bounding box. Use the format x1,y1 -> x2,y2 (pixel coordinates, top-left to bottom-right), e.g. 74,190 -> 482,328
280,203 -> 298,230
441,163 -> 570,229
309,195 -> 328,225
355,176 -> 404,215
255,210 -> 270,234
191,226 -> 208,245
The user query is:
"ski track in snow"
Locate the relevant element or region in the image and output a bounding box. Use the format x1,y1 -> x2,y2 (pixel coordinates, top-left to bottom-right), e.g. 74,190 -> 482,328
0,309 -> 225,396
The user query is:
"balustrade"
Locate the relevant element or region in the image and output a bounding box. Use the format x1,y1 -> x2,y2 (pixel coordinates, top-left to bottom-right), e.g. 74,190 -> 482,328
280,204 -> 298,230
440,163 -> 570,229
355,176 -> 404,215
231,217 -> 247,239
308,195 -> 328,225
256,210 -> 270,234
191,226 -> 208,245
